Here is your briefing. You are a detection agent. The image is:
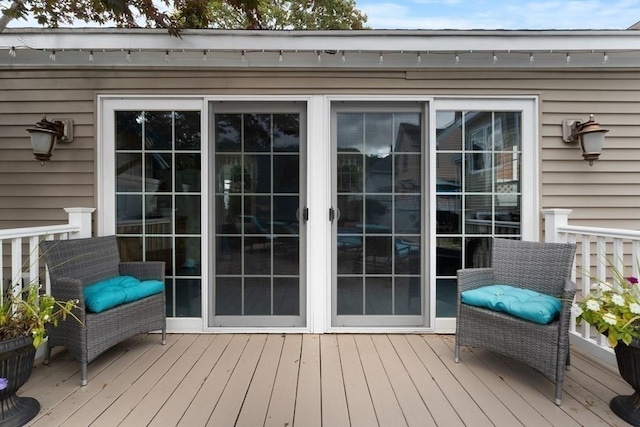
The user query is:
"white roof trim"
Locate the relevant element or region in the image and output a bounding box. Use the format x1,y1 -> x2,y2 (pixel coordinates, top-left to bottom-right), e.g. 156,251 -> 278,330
2,28 -> 640,69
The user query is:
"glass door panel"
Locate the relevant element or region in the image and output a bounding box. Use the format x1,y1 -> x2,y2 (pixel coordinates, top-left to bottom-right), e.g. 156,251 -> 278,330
333,104 -> 425,327
211,104 -> 306,327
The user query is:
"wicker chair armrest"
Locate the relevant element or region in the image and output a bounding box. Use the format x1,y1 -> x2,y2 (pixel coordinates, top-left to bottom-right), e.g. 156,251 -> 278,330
49,277 -> 85,306
457,268 -> 495,292
119,262 -> 165,281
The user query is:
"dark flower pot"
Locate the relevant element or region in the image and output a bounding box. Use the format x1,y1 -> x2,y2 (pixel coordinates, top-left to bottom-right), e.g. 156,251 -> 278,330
611,339 -> 640,426
0,336 -> 40,427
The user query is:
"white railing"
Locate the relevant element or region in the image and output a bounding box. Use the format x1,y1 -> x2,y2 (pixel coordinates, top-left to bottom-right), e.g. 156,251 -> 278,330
543,208 -> 640,366
0,207 -> 95,298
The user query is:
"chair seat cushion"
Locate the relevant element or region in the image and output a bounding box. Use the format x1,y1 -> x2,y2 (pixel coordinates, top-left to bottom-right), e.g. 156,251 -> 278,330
461,284 -> 561,324
84,275 -> 164,313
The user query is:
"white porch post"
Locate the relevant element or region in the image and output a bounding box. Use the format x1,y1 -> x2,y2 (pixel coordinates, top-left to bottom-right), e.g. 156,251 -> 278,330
542,208 -> 572,243
64,207 -> 96,238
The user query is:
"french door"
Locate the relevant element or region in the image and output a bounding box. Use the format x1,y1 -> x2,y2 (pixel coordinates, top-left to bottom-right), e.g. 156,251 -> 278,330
209,102 -> 307,327
331,102 -> 427,327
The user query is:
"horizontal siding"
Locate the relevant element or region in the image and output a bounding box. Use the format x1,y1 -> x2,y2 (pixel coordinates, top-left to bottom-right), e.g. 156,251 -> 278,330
0,67 -> 639,233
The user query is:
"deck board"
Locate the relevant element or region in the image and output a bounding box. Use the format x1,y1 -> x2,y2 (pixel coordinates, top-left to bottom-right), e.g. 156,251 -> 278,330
19,333 -> 632,427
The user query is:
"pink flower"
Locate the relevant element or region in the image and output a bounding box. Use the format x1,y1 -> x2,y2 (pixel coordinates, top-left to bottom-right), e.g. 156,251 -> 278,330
627,276 -> 639,284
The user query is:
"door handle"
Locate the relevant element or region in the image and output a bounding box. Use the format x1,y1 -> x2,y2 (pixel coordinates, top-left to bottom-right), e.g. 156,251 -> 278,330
329,207 -> 340,222
296,207 -> 309,222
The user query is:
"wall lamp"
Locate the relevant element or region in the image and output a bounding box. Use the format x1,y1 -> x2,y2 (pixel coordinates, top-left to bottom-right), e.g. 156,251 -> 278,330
26,115 -> 74,165
562,114 -> 609,165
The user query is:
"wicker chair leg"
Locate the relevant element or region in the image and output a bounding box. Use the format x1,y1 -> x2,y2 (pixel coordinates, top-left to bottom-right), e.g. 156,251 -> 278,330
81,363 -> 88,387
43,344 -> 51,365
555,382 -> 563,406
566,351 -> 571,370
454,339 -> 460,363
162,328 -> 167,345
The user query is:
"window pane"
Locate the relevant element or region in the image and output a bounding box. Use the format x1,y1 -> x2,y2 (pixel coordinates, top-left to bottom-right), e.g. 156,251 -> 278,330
216,114 -> 241,152
145,111 -> 173,150
175,111 -> 201,150
116,111 -> 142,150
273,114 -> 299,152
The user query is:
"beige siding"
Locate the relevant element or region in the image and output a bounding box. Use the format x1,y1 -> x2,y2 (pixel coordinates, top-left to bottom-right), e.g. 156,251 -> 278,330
1,67 -> 639,232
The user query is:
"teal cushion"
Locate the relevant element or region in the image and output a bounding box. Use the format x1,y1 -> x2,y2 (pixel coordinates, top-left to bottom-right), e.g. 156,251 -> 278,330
83,275 -> 164,313
461,284 -> 561,325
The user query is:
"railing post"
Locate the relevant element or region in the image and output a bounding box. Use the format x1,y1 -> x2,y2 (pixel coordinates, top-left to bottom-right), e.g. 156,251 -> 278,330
542,208 -> 572,243
64,207 -> 96,239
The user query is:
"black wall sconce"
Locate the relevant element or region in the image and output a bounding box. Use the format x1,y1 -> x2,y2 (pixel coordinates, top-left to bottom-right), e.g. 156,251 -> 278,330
562,114 -> 609,165
26,115 -> 74,165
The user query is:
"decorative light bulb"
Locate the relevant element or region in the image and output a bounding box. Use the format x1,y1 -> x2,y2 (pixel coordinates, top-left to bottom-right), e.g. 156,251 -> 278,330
9,46 -> 16,58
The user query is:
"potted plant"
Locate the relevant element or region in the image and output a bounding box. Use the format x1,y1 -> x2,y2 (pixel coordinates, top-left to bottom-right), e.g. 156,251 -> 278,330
0,278 -> 78,427
575,269 -> 640,426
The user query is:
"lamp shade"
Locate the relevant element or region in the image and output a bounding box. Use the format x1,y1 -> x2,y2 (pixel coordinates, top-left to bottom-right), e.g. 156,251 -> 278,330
26,115 -> 64,163
577,115 -> 609,163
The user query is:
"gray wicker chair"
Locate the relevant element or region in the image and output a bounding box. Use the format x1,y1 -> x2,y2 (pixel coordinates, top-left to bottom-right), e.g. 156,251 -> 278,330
454,238 -> 577,405
40,235 -> 166,386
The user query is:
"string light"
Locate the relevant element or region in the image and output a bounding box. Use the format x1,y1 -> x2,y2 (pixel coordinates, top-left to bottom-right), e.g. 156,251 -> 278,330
529,53 -> 534,63
566,53 -> 571,63
89,50 -> 94,62
417,52 -> 421,64
278,50 -> 283,63
455,53 -> 460,64
241,50 -> 246,63
49,50 -> 56,62
126,50 -> 131,62
317,51 -> 321,63
202,50 -> 207,62
165,50 -> 170,62
341,51 -> 346,63
9,46 -> 15,58
492,52 -> 498,64
379,52 -> 384,64
603,52 -> 609,63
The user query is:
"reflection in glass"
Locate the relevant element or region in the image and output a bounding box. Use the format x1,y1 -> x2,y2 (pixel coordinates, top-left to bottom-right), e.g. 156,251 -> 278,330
216,114 -> 241,151
145,111 -> 173,150
245,155 -> 271,193
146,236 -> 173,275
436,198 -> 461,234
335,108 -> 423,321
176,196 -> 201,234
216,277 -> 241,315
145,153 -> 171,192
337,113 -> 363,152
213,109 -> 302,322
175,279 -> 201,317
466,237 -> 492,268
365,196 -> 391,232
273,156 -> 299,193
435,111 -> 462,151
245,114 -> 271,152
436,278 -> 457,317
365,277 -> 392,315
436,238 -> 462,276
176,153 -> 201,192
337,277 -> 363,315
465,194 -> 493,234
216,236 -> 241,274
116,109 -> 202,319
117,237 -> 142,262
273,114 -> 300,152
337,154 -> 363,193
365,155 -> 392,193
394,154 -> 421,192
395,195 -> 420,234
274,278 -> 299,315
116,153 -> 142,192
115,111 -> 142,150
395,237 -> 420,275
365,236 -> 392,274
176,237 -> 200,276
175,111 -> 201,150
395,277 -> 421,315
245,278 -> 271,315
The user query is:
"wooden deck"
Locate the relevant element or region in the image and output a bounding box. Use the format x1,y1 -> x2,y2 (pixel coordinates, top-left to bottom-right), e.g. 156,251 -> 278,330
20,333 -> 633,426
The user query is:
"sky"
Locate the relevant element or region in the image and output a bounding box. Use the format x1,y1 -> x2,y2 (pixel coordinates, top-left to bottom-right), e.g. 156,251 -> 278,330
4,0 -> 640,30
357,0 -> 640,30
